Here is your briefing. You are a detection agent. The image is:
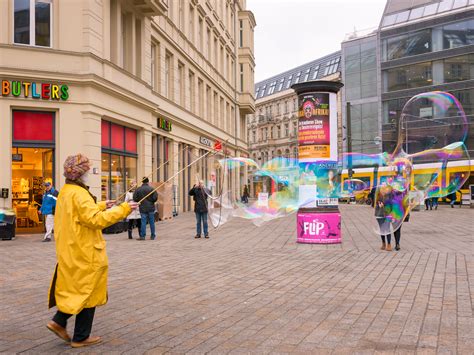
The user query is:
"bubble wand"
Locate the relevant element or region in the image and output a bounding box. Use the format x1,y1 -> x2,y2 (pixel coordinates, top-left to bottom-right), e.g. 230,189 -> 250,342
137,140 -> 227,205
114,144 -> 190,204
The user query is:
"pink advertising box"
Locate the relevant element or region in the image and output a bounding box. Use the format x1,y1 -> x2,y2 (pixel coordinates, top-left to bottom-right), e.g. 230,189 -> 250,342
297,209 -> 341,244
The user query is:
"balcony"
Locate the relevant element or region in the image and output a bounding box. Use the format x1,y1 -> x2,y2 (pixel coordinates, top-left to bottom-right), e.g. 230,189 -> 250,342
132,0 -> 168,17
238,92 -> 255,115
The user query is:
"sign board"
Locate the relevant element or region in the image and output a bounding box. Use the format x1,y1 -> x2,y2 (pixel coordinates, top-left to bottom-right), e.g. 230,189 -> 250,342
1,188 -> 8,198
200,136 -> 213,147
12,154 -> 23,162
2,80 -> 69,100
257,192 -> 269,207
419,107 -> 433,118
298,92 -> 337,162
297,211 -> 341,244
298,185 -> 316,208
157,117 -> 172,131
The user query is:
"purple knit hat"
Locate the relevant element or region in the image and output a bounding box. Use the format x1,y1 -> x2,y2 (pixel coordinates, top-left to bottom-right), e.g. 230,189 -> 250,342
63,154 -> 91,180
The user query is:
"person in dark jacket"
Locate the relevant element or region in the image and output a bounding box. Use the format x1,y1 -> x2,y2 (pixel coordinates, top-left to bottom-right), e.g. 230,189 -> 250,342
39,182 -> 59,242
242,185 -> 250,204
189,180 -> 211,239
133,178 -> 158,240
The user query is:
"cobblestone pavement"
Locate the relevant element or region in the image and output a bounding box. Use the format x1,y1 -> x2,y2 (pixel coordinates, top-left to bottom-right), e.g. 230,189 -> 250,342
0,204 -> 473,354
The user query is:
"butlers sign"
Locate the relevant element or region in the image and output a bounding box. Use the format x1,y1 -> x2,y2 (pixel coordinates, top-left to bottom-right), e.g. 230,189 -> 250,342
2,80 -> 69,100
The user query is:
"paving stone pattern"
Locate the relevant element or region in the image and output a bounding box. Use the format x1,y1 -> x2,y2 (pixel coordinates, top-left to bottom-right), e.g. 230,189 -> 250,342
0,204 -> 473,354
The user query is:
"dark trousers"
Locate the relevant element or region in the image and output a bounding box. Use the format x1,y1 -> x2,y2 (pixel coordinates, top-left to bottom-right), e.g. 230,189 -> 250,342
394,226 -> 401,246
128,219 -> 141,238
52,307 -> 95,342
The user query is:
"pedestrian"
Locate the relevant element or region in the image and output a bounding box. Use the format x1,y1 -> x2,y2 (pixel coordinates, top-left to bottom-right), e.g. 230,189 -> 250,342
424,197 -> 432,210
133,177 -> 158,240
448,191 -> 457,208
430,196 -> 438,210
46,153 -> 138,348
374,187 -> 392,251
242,185 -> 250,204
39,182 -> 59,242
189,180 -> 211,239
125,180 -> 141,239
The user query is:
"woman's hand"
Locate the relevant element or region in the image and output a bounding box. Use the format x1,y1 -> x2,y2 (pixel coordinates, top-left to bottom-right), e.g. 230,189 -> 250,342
105,200 -> 116,209
128,201 -> 139,210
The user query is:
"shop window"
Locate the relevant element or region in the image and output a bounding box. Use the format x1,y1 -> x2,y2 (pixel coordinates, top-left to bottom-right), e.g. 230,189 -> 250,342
443,19 -> 474,49
13,111 -> 54,142
101,120 -> 137,200
382,29 -> 431,61
14,0 -> 52,47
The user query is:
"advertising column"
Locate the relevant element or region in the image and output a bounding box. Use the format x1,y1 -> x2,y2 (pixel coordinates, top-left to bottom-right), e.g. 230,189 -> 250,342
292,81 -> 343,244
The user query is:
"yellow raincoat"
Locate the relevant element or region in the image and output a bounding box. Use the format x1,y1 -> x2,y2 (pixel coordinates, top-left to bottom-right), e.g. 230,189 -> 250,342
48,183 -> 131,314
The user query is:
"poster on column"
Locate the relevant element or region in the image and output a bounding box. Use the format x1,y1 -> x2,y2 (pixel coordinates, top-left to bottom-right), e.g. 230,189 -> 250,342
298,93 -> 337,162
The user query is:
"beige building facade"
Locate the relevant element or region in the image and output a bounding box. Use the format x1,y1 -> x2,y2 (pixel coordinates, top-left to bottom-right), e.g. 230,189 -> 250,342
247,52 -> 342,196
0,0 -> 255,232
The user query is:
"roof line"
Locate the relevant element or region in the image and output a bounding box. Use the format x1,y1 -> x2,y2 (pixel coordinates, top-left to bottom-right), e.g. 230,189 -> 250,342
255,50 -> 341,87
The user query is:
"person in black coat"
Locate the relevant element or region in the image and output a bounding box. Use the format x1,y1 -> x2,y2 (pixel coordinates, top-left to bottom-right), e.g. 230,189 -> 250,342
189,180 -> 211,238
133,178 -> 158,240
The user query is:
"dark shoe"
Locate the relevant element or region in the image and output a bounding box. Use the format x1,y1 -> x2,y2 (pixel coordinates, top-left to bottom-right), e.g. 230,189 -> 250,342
451,204 -> 454,208
395,244 -> 400,251
46,321 -> 71,343
195,234 -> 201,238
128,231 -> 133,239
151,236 -> 156,240
42,238 -> 51,242
136,237 -> 145,241
71,336 -> 101,348
204,235 -> 209,239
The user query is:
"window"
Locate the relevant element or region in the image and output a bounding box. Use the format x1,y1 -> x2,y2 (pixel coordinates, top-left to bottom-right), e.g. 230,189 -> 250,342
198,79 -> 204,117
14,0 -> 52,47
188,71 -> 195,112
303,68 -> 310,82
293,98 -> 298,112
383,29 -> 431,61
277,102 -> 280,115
239,20 -> 243,47
177,62 -> 184,105
444,54 -> 473,83
277,125 -> 281,138
240,63 -> 244,92
268,81 -> 277,95
285,101 -> 288,113
285,75 -> 293,89
385,62 -> 432,92
443,19 -> 474,49
101,121 -> 138,201
189,5 -> 194,43
284,124 -> 289,137
277,78 -> 284,91
206,27 -> 211,59
151,43 -> 156,90
294,72 -> 302,84
198,17 -> 203,51
220,45 -> 224,73
311,65 -> 320,79
178,0 -> 184,29
206,85 -> 211,121
164,52 -> 172,99
255,87 -> 260,98
214,36 -> 218,66
259,84 -> 266,98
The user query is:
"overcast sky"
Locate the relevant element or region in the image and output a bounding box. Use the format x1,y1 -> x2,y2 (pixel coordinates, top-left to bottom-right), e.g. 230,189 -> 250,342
247,0 -> 387,83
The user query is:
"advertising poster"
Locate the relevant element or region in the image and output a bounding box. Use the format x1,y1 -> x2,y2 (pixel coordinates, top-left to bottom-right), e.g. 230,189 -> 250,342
296,212 -> 341,244
298,93 -> 330,160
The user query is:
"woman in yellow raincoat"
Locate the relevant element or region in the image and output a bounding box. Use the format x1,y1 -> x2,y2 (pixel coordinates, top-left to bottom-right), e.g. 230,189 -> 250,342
46,154 -> 138,348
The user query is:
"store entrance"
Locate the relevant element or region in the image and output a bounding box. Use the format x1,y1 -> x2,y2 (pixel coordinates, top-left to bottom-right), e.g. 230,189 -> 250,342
12,147 -> 54,234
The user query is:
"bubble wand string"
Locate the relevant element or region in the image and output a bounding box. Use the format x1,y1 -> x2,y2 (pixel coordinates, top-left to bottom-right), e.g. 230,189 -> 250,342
137,141 -> 227,205
114,145 -> 190,204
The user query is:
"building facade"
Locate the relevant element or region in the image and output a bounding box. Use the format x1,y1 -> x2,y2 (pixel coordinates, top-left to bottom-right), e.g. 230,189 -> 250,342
0,0 -> 255,233
247,52 -> 342,195
341,0 -> 473,162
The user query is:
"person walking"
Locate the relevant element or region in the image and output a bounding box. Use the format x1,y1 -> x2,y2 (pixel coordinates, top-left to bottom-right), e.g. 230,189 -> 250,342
39,182 -> 59,242
448,191 -> 457,208
430,197 -> 438,210
133,178 -> 158,240
46,153 -> 138,348
125,181 -> 141,239
242,185 -> 250,204
189,180 -> 211,239
374,187 -> 393,251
